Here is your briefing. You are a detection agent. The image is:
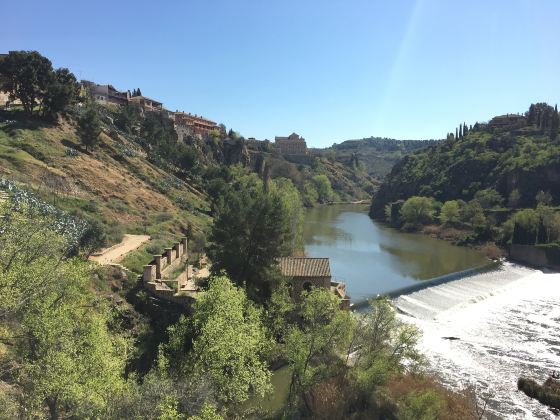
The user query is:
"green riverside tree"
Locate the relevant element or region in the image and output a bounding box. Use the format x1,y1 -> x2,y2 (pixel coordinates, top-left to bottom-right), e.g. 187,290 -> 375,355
440,200 -> 461,226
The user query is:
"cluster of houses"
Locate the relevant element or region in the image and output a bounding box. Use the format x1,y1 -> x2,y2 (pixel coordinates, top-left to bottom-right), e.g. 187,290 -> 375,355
82,81 -> 219,139
83,82 -> 311,161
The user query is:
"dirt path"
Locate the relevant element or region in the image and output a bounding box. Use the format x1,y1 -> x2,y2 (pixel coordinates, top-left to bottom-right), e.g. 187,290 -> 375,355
89,234 -> 150,265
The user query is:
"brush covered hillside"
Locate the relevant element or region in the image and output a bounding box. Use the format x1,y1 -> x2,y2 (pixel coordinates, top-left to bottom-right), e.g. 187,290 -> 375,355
0,110 -> 211,246
322,137 -> 439,180
370,103 -> 560,220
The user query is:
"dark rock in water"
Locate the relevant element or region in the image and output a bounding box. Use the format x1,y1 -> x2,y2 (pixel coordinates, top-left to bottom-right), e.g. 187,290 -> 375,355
442,336 -> 461,341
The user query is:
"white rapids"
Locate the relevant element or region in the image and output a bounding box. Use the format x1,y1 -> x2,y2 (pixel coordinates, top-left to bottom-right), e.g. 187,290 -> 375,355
394,262 -> 560,419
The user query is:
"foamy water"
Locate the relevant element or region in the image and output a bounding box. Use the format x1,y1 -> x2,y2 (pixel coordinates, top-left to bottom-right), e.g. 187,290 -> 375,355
395,263 -> 560,419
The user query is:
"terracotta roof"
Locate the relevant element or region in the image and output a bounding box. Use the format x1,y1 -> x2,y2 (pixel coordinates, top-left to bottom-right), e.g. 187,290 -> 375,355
278,257 -> 331,277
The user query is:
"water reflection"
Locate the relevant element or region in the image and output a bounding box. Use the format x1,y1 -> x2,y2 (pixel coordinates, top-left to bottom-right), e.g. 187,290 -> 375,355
303,205 -> 488,300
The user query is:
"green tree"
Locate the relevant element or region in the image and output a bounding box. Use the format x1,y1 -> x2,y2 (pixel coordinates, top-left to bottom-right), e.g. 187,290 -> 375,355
0,206 -> 126,419
312,174 -> 333,204
208,171 -> 298,301
42,67 -> 79,119
551,104 -> 559,141
77,105 -> 101,151
511,208 -> 540,245
0,50 -> 53,115
474,188 -> 503,209
166,276 -> 272,407
508,189 -> 521,208
536,190 -> 553,206
284,288 -> 353,412
349,298 -> 422,398
397,390 -> 446,420
462,199 -> 487,228
115,103 -> 141,134
440,200 -> 461,226
271,177 -> 305,252
302,181 -> 319,207
399,196 -> 436,230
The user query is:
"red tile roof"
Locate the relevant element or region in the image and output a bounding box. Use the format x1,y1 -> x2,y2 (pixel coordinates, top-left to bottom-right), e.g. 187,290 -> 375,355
278,257 -> 331,277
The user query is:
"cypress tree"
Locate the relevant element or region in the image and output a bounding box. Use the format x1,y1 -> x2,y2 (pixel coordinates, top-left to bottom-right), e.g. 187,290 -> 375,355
459,124 -> 463,139
455,127 -> 459,140
527,104 -> 536,125
551,104 -> 559,141
463,122 -> 468,137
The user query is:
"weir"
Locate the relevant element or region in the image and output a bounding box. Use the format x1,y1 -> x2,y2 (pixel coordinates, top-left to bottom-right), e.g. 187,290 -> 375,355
388,263 -> 560,418
351,261 -> 500,311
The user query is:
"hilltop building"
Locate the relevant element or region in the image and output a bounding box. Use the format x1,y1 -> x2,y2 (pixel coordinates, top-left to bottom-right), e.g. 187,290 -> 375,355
83,82 -> 131,106
174,111 -> 218,139
128,94 -> 163,112
488,114 -> 526,128
278,257 -> 350,310
275,133 -> 308,156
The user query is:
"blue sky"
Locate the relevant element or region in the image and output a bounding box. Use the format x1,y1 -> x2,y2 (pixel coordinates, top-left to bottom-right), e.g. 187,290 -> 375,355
2,0 -> 559,147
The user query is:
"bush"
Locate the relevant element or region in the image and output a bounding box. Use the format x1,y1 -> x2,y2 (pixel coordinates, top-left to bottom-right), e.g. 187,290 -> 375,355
400,196 -> 437,230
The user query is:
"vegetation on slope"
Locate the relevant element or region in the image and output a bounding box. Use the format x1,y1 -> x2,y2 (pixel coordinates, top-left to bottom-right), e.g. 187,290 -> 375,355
370,104 -> 560,250
323,137 -> 439,180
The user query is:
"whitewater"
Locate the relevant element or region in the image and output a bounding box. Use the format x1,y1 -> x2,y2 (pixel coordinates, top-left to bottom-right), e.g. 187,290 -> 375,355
394,262 -> 560,419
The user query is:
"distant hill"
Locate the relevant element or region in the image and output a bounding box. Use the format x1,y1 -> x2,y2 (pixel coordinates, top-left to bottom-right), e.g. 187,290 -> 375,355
320,137 -> 440,180
370,103 -> 560,219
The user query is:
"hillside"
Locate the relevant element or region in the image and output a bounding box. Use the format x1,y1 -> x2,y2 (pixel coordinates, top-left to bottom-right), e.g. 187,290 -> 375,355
370,105 -> 560,220
323,137 -> 439,179
0,110 -> 211,244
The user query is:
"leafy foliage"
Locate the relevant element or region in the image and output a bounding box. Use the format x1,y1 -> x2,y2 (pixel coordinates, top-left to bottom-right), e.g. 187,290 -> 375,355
371,103 -> 560,220
166,276 -> 272,407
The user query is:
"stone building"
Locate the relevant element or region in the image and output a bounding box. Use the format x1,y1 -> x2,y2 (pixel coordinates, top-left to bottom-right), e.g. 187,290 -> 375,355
128,94 -> 163,112
488,114 -> 526,128
174,111 -> 218,139
82,82 -> 131,106
279,257 -> 350,309
275,133 -> 308,156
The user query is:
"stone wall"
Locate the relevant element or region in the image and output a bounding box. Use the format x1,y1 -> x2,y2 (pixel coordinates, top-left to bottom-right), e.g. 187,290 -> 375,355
509,244 -> 560,270
288,275 -> 331,302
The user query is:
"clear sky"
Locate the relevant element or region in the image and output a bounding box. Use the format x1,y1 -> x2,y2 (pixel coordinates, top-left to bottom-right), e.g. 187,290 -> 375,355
2,0 -> 559,147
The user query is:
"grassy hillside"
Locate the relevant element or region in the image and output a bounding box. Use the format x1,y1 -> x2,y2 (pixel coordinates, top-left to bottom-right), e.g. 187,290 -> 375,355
370,108 -> 560,220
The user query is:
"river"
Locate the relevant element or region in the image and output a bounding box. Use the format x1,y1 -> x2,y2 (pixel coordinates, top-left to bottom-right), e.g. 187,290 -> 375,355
304,204 -> 560,419
303,204 -> 488,300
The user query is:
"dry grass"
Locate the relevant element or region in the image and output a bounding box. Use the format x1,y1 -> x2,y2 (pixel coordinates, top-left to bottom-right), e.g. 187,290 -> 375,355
480,242 -> 505,260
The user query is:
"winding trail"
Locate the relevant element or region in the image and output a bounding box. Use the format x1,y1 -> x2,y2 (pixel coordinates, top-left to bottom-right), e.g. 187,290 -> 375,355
89,234 -> 150,265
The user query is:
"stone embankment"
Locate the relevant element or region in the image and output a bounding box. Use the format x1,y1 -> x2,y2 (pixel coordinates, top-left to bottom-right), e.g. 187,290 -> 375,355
509,244 -> 560,271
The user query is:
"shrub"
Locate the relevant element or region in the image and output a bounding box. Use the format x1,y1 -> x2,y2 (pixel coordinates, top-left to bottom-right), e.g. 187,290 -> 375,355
400,196 -> 437,230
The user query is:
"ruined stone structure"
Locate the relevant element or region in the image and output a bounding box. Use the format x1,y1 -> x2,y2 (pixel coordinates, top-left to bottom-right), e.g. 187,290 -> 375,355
142,237 -> 190,303
278,257 -> 350,310
275,133 -> 308,156
174,111 -> 218,138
